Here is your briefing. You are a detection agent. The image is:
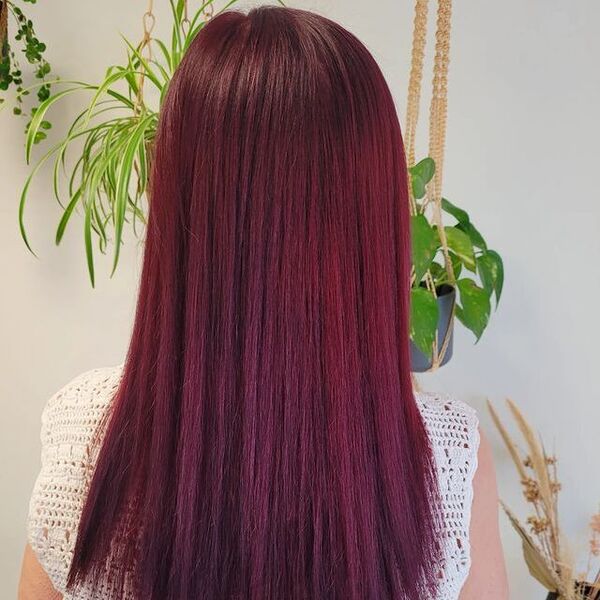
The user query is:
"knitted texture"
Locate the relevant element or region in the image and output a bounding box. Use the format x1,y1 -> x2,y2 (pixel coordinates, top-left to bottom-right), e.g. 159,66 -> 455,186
27,365 -> 479,599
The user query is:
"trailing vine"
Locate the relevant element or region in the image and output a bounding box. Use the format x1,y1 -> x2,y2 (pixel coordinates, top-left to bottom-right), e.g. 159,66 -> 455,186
0,0 -> 53,143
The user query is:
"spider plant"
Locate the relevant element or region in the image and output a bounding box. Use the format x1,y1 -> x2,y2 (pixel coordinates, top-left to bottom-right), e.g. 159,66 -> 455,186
16,0 -> 238,286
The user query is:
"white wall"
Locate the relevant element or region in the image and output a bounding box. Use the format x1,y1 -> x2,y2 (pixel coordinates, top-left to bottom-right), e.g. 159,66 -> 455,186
2,1 -> 599,597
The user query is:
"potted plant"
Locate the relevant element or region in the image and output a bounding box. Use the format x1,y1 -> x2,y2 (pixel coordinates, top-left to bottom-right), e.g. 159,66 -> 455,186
10,0 -> 240,286
408,157 -> 503,372
488,399 -> 600,600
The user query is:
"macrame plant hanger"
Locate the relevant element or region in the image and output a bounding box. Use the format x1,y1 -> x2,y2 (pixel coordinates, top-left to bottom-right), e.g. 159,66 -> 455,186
134,0 -> 214,115
405,0 -> 455,374
134,0 -> 217,195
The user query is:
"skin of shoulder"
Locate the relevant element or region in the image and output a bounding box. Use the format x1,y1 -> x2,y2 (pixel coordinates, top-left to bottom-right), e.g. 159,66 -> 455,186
459,427 -> 510,600
18,543 -> 63,600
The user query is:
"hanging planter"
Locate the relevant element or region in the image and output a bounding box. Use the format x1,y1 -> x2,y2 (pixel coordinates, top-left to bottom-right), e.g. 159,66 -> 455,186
410,283 -> 454,372
403,0 -> 504,371
11,0 -> 236,286
408,157 -> 503,371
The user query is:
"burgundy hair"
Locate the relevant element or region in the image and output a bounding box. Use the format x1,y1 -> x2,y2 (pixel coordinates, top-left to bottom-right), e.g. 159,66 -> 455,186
67,7 -> 441,599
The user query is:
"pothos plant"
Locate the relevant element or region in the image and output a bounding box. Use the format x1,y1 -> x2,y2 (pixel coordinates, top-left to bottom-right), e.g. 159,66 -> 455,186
12,0 -> 241,286
409,157 -> 504,359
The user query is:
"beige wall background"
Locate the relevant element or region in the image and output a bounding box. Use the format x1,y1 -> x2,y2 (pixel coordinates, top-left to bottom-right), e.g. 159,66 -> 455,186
2,1 -> 599,597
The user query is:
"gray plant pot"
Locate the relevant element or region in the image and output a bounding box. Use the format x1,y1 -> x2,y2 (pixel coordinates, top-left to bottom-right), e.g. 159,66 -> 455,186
410,284 -> 455,373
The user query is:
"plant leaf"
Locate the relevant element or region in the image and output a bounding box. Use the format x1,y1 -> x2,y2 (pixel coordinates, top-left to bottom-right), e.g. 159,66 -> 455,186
112,115 -> 153,272
411,174 -> 425,200
411,215 -> 440,283
410,287 -> 439,358
501,503 -> 561,591
457,220 -> 487,250
55,189 -> 82,244
444,226 -> 476,272
449,251 -> 463,280
26,86 -> 92,162
410,157 -> 435,185
441,197 -> 469,223
428,261 -> 445,283
121,36 -> 163,91
82,70 -> 131,128
455,278 -> 490,340
84,196 -> 95,287
409,158 -> 435,200
478,250 -> 504,304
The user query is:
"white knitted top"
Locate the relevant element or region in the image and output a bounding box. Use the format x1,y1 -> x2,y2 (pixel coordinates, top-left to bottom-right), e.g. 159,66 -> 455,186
27,365 -> 479,599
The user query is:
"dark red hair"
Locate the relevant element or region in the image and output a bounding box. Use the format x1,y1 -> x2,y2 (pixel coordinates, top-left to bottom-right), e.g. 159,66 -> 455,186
67,7 -> 441,599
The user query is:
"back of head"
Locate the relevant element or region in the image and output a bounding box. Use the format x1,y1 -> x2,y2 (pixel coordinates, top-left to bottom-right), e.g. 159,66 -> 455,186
67,7 -> 441,599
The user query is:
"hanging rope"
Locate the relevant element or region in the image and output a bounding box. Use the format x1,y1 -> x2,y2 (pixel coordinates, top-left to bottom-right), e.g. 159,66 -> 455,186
182,0 -> 191,34
427,0 -> 454,285
203,0 -> 214,21
134,0 -> 155,115
404,0 -> 429,179
405,0 -> 455,371
428,0 -> 452,209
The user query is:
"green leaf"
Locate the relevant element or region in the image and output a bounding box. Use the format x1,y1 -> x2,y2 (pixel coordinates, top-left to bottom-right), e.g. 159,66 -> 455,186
411,215 -> 440,282
444,226 -> 476,272
19,134 -> 77,253
82,69 -> 135,128
121,36 -> 163,91
84,197 -> 95,287
410,157 -> 435,185
455,278 -> 491,341
429,253 -> 462,286
449,251 -> 463,280
409,157 -> 435,200
428,261 -> 445,283
154,39 -> 174,74
26,85 -> 92,162
477,250 -> 504,305
112,115 -> 154,273
55,189 -> 82,244
169,0 -> 184,61
441,197 -> 469,223
457,220 -> 487,250
410,287 -> 439,358
411,173 -> 426,200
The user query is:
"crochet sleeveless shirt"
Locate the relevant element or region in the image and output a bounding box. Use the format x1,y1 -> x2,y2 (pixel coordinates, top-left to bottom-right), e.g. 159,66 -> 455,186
26,365 -> 480,599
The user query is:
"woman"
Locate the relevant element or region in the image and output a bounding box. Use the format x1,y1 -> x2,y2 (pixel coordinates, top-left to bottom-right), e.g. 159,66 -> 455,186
19,7 -> 508,599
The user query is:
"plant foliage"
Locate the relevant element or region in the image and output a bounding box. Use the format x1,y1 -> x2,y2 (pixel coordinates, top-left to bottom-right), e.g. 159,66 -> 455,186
409,157 -> 504,357
1,0 -> 54,136
12,0 -> 238,286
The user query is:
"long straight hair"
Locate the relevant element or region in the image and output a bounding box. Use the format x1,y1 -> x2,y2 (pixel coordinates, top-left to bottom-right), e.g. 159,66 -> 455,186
67,7 -> 441,599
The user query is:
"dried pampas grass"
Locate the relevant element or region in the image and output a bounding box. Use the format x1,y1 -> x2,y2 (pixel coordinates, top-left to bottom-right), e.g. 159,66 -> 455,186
488,399 -> 600,600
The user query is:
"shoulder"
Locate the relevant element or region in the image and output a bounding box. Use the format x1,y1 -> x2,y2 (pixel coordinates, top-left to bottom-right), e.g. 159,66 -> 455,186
41,365 -> 123,427
39,365 -> 123,454
414,390 -> 480,598
27,364 -> 124,595
459,429 -> 509,598
415,390 -> 480,505
415,390 -> 480,455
